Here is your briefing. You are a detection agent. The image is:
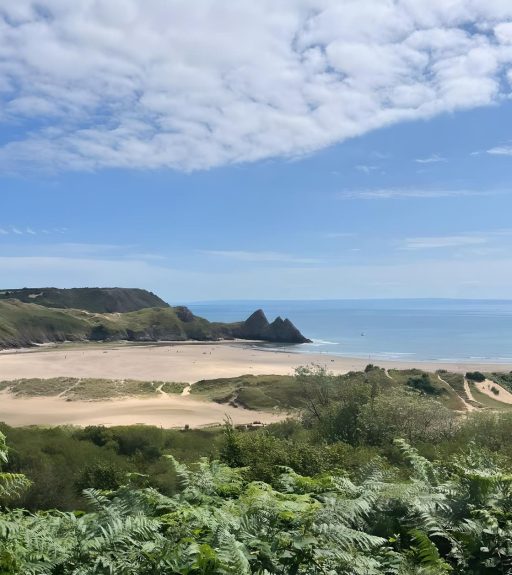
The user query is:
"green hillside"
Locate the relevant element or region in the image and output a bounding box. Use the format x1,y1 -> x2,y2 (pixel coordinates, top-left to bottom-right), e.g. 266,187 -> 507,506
0,299 -> 309,348
0,287 -> 169,312
0,300 -> 90,348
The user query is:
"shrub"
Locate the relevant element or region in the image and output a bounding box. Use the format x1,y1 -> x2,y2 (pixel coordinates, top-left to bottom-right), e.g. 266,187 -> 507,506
466,371 -> 486,382
406,373 -> 440,395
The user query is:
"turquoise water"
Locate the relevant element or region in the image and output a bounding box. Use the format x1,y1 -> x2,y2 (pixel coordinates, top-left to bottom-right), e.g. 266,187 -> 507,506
186,300 -> 512,363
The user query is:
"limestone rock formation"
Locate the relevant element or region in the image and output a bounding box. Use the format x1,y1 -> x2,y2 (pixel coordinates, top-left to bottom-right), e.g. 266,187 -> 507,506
235,309 -> 311,343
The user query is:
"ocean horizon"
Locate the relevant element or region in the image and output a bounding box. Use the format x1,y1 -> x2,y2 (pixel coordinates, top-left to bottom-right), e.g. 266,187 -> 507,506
186,299 -> 512,364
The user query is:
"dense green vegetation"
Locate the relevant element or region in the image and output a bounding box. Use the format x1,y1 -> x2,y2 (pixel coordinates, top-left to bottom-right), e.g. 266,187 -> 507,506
0,424 -> 222,510
465,371 -> 486,383
3,423 -> 512,573
3,365 -> 512,572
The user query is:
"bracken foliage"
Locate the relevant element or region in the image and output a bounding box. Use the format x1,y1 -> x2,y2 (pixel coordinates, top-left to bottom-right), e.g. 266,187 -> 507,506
2,429 -> 512,574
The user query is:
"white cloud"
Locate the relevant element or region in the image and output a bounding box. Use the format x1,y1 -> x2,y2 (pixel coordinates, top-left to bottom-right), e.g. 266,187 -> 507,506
401,235 -> 489,250
415,154 -> 446,163
487,145 -> 512,156
1,1 -> 512,172
11,227 -> 23,235
338,188 -> 491,200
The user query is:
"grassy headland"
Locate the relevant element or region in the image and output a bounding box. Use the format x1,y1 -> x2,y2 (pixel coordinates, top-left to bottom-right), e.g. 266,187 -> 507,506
0,298 -> 308,348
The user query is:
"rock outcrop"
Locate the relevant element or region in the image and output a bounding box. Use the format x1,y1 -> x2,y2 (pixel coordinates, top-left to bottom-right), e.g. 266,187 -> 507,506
233,309 -> 311,344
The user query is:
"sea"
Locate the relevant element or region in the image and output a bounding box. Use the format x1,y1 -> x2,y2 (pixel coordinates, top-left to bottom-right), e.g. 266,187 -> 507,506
186,299 -> 512,364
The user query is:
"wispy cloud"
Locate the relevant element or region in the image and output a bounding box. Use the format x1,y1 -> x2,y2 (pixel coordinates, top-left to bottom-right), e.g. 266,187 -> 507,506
401,235 -> 489,250
0,226 -> 66,236
415,154 -> 446,164
200,250 -> 322,265
0,242 -> 166,265
1,3 -> 512,172
355,165 -> 378,174
324,232 -> 356,239
487,145 -> 512,157
338,189 -> 492,200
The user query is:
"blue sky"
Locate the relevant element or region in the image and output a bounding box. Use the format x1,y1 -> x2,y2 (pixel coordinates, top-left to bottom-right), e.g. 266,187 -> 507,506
2,1 -> 512,301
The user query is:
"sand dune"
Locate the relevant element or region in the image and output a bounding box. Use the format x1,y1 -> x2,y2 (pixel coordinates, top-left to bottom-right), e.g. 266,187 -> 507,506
2,341 -> 512,428
475,379 -> 512,405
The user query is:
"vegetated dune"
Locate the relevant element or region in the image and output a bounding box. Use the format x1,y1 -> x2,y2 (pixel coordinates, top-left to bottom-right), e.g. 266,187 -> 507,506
2,352 -> 512,428
475,379 -> 512,404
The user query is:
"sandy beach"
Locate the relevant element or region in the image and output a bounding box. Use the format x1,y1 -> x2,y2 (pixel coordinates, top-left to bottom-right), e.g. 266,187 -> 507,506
2,341 -> 511,382
1,341 -> 512,428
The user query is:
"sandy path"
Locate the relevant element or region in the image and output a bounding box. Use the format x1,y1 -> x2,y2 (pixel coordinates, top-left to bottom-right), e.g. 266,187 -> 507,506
0,392 -> 283,428
463,378 -> 477,403
437,374 -> 474,412
475,379 -> 512,404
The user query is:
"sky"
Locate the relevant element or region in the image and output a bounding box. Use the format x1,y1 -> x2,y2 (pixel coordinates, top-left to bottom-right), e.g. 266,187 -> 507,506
2,1 -> 512,302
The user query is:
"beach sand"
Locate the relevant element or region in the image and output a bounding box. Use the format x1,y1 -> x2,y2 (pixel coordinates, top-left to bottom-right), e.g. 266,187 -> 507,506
2,341 -> 510,382
0,391 -> 284,428
1,341 -> 512,428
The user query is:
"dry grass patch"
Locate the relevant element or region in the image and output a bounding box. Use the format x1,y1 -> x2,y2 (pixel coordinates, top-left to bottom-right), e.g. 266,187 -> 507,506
0,377 -> 187,400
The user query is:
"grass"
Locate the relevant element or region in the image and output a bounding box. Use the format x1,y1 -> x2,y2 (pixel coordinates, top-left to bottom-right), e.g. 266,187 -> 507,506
6,368 -> 512,414
0,300 -> 90,348
0,377 -> 187,400
191,374 -> 301,411
436,371 -> 469,401
0,287 -> 168,313
192,369 -> 475,413
0,378 -> 76,397
388,369 -> 466,411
